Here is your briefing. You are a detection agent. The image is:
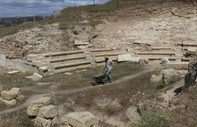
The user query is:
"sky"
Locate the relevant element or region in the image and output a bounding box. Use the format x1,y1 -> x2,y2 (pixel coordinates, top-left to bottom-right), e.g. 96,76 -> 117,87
0,0 -> 109,17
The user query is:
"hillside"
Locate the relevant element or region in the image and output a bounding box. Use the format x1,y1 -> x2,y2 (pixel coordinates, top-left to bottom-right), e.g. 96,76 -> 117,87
0,0 -> 197,127
0,0 -> 196,59
0,16 -> 47,26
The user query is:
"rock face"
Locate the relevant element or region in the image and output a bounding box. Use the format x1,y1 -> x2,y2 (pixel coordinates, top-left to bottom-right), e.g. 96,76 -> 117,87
184,57 -> 197,89
62,112 -> 98,127
126,107 -> 142,125
162,68 -> 187,85
38,105 -> 58,119
27,97 -> 51,116
1,88 -> 21,100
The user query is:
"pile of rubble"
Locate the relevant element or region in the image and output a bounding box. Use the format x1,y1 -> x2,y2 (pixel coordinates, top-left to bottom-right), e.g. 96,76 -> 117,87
0,88 -> 24,106
27,97 -> 58,127
27,97 -> 99,127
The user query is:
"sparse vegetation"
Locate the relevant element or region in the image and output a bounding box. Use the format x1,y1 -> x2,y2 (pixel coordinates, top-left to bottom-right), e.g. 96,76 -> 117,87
146,81 -> 165,90
0,73 -> 35,89
138,108 -> 169,127
104,105 -> 118,116
0,0 -> 178,37
40,62 -> 142,87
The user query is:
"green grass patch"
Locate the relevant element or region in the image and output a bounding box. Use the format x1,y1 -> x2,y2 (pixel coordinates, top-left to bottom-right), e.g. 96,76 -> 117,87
146,81 -> 165,90
0,73 -> 35,89
41,62 -> 143,86
138,108 -> 169,127
104,105 -> 118,116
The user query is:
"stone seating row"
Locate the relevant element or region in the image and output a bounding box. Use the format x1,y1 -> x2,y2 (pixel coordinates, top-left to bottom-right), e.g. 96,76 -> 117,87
27,48 -> 119,74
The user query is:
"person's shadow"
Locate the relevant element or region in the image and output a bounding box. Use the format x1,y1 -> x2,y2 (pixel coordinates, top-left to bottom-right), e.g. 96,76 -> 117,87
173,86 -> 184,96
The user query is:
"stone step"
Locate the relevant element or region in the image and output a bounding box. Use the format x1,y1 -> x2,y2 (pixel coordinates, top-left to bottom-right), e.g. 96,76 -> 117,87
90,48 -> 113,52
137,52 -> 176,55
151,46 -> 175,51
95,57 -> 117,63
48,55 -> 86,65
27,54 -> 43,62
53,61 -> 91,73
32,61 -> 48,67
146,57 -> 177,61
43,50 -> 85,57
182,57 -> 191,62
182,42 -> 197,47
54,61 -> 91,69
165,62 -> 188,69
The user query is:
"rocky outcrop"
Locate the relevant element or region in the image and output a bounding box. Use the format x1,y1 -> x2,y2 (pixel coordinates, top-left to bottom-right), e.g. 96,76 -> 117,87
61,112 -> 98,127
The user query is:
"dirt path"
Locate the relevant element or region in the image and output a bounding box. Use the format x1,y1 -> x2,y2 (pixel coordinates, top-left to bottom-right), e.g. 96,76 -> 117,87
0,69 -> 152,116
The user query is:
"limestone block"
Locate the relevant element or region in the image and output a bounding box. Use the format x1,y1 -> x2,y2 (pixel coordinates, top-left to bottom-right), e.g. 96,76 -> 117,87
7,70 -> 20,74
160,57 -> 170,65
118,54 -> 140,62
38,105 -> 58,119
27,97 -> 51,116
62,112 -> 98,127
52,116 -> 60,126
27,103 -> 45,116
31,73 -> 43,81
74,40 -> 89,46
0,53 -> 6,67
0,98 -> 16,106
187,47 -> 196,55
1,88 -> 21,100
16,95 -> 25,101
34,117 -> 52,127
126,107 -> 142,124
162,68 -> 187,85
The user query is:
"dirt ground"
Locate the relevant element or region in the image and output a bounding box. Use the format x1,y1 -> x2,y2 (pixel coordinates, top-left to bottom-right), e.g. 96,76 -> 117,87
0,62 -> 196,127
0,1 -> 197,127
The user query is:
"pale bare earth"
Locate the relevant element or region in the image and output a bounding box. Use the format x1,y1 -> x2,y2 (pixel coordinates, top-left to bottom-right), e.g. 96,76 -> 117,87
92,8 -> 197,49
1,3 -> 197,57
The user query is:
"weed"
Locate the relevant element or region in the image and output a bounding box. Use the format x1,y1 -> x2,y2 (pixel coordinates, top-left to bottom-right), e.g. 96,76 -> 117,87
0,73 -> 35,89
104,105 -> 118,116
138,108 -> 169,127
20,116 -> 33,127
189,95 -> 194,100
168,76 -> 178,85
51,123 -> 59,127
146,81 -> 164,90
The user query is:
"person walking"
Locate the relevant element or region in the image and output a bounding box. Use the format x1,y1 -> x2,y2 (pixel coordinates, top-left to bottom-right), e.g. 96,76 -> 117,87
104,56 -> 114,83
